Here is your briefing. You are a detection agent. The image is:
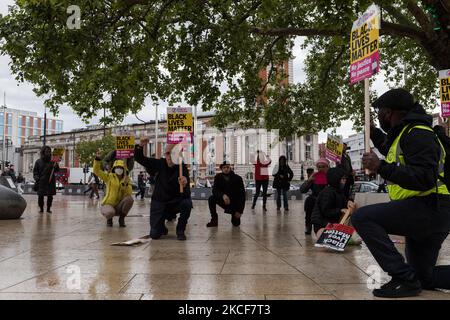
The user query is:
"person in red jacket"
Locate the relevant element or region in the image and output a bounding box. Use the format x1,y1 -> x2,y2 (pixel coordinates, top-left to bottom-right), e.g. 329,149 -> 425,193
251,150 -> 272,211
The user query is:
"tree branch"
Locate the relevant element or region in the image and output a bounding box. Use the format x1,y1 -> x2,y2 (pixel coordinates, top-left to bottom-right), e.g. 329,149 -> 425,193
321,46 -> 346,89
250,26 -> 345,37
381,21 -> 427,41
382,3 -> 417,28
404,0 -> 436,38
250,23 -> 427,42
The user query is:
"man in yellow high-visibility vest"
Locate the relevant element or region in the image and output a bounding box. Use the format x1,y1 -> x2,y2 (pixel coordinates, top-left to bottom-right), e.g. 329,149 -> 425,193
352,88 -> 450,298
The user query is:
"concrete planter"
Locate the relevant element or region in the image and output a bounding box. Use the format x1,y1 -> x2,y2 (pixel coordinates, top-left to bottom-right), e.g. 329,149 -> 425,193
63,185 -> 89,195
23,184 -> 37,195
272,190 -> 304,201
354,192 -> 389,206
190,188 -> 253,200
0,185 -> 27,219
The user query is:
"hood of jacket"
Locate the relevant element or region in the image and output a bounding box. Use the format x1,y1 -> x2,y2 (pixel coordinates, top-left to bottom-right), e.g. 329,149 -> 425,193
112,160 -> 126,170
326,167 -> 346,189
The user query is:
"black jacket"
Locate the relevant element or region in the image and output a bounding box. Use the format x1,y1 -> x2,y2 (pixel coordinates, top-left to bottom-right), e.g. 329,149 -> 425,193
273,164 -> 294,191
371,103 -> 450,232
212,171 -> 246,213
337,153 -> 353,176
311,168 -> 347,227
33,159 -> 59,196
137,174 -> 146,188
372,103 -> 441,192
134,145 -> 190,203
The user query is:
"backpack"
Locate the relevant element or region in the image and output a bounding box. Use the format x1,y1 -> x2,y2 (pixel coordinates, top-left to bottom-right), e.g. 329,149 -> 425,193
433,125 -> 450,191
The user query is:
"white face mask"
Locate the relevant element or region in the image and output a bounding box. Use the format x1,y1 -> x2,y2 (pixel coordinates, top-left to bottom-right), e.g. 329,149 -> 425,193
114,168 -> 124,176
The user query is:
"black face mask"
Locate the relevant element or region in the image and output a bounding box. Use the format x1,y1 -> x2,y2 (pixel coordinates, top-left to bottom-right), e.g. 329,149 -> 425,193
378,108 -> 391,133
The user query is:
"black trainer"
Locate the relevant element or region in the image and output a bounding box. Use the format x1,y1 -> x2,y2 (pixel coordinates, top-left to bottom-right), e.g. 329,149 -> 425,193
107,218 -> 113,227
177,233 -> 187,241
373,278 -> 422,298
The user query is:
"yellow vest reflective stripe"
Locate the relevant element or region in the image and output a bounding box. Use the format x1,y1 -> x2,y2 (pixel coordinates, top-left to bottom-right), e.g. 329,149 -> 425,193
386,125 -> 449,200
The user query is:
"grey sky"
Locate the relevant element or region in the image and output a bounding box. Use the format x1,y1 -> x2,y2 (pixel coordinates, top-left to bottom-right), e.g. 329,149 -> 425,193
0,1 -> 393,142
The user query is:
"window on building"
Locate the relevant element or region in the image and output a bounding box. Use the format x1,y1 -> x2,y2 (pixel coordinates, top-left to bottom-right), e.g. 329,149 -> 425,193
7,126 -> 12,136
18,117 -> 22,127
207,162 -> 215,176
34,129 -> 38,136
7,114 -> 12,124
18,128 -> 22,136
34,118 -> 38,128
26,117 -> 30,127
305,144 -> 312,160
286,137 -> 294,161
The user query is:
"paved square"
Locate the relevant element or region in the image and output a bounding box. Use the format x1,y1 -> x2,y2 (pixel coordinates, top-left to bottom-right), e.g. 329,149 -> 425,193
0,194 -> 449,300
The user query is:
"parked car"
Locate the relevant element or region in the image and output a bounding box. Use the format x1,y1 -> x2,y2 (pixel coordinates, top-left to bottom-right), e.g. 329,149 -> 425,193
246,181 -> 274,196
353,181 -> 379,193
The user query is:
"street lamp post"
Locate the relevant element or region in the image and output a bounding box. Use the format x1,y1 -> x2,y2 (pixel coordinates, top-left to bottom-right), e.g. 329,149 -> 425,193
43,106 -> 47,147
2,92 -> 7,173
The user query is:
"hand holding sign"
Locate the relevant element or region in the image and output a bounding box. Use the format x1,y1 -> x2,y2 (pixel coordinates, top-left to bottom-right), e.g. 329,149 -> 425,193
362,150 -> 380,172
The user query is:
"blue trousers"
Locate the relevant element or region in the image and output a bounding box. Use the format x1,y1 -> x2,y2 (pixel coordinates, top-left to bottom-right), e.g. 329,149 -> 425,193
276,188 -> 289,209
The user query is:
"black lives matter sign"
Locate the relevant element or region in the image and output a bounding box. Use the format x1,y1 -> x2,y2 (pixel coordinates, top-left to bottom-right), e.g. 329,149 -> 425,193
315,223 -> 355,252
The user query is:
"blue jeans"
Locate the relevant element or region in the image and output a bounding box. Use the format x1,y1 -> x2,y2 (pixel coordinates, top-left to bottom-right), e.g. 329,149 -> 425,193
149,198 -> 192,238
276,188 -> 289,209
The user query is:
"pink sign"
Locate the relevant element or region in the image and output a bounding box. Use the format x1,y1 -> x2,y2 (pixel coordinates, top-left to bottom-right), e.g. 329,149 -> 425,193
350,52 -> 379,84
442,102 -> 450,118
440,69 -> 450,118
325,149 -> 341,164
167,132 -> 192,145
116,150 -> 134,159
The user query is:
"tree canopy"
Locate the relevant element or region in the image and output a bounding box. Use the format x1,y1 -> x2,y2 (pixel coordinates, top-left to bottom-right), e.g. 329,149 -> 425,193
75,133 -> 115,166
0,0 -> 449,138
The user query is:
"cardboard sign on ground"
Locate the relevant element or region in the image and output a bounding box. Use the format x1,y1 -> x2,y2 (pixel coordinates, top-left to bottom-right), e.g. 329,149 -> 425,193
315,223 -> 355,252
315,206 -> 355,252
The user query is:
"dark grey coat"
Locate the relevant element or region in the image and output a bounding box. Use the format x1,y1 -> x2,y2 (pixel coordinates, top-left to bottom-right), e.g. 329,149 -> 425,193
33,159 -> 59,196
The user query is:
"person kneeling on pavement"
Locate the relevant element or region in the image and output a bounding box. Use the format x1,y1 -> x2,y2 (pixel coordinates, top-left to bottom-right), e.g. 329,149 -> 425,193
311,167 -> 358,244
93,151 -> 134,227
134,138 -> 192,241
352,88 -> 450,298
207,161 -> 246,227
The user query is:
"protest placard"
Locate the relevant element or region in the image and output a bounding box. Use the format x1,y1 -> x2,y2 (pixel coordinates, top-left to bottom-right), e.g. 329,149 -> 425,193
315,206 -> 355,252
51,148 -> 64,162
350,4 -> 380,84
115,135 -> 135,159
325,135 -> 343,163
315,223 -> 355,252
440,69 -> 450,117
167,107 -> 193,145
